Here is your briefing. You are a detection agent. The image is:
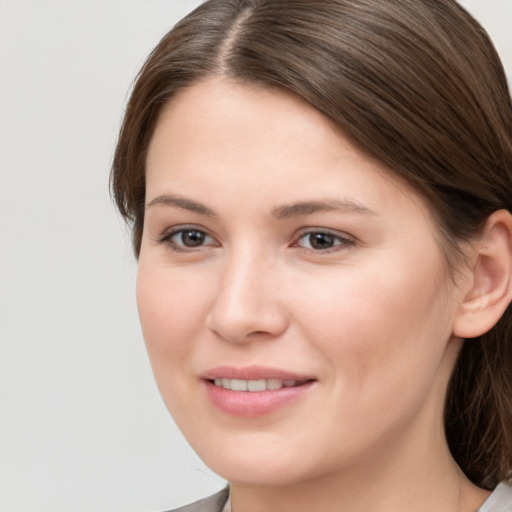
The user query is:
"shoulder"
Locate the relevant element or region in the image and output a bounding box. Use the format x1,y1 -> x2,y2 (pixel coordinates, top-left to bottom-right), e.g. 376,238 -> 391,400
164,488 -> 230,512
478,482 -> 512,512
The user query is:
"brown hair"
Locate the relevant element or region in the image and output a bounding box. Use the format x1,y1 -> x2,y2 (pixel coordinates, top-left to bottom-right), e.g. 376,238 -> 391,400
111,0 -> 512,489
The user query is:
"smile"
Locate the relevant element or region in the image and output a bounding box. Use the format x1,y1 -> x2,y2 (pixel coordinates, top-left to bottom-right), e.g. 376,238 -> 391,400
212,378 -> 301,392
203,368 -> 316,417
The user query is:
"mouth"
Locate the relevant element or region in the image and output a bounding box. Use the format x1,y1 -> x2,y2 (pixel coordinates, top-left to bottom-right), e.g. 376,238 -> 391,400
209,378 -> 310,392
201,366 -> 316,417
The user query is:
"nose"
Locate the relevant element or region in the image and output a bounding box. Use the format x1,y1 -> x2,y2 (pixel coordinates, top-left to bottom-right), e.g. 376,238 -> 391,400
205,251 -> 289,344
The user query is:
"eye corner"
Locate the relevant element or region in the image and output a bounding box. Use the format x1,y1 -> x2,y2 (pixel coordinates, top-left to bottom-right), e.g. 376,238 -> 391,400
155,224 -> 220,253
293,228 -> 356,254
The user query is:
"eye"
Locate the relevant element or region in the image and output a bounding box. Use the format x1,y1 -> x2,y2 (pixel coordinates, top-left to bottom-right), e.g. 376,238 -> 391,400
296,230 -> 354,252
172,229 -> 211,247
158,226 -> 218,252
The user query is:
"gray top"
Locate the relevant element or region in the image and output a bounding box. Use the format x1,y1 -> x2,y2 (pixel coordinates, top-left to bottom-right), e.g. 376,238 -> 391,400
166,488 -> 229,512
167,482 -> 512,512
478,482 -> 512,512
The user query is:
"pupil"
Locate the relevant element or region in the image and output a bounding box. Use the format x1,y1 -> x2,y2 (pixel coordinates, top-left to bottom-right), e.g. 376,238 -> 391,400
182,230 -> 205,247
310,233 -> 334,250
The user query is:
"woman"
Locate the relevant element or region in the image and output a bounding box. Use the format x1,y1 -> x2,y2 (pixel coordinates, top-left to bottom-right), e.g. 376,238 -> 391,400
111,1 -> 512,511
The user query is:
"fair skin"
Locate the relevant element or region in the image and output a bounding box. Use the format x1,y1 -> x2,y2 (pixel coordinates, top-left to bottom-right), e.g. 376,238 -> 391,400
137,78 -> 510,512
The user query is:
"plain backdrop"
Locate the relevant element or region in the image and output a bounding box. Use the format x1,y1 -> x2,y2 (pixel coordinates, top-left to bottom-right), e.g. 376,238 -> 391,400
0,1 -> 511,511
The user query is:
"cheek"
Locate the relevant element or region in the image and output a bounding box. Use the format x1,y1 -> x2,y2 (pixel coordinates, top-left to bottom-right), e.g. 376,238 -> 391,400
135,263 -> 211,394
294,252 -> 455,408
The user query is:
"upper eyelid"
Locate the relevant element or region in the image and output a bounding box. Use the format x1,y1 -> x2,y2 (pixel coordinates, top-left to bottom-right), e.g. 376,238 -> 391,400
154,224 -> 355,248
160,226 -> 353,238
294,227 -> 355,240
292,228 -> 357,253
159,224 -> 213,238
152,227 -> 218,255
159,225 -> 219,248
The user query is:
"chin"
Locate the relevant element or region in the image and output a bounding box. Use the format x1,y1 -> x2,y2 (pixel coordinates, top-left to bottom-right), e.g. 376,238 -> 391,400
213,462 -> 306,487
195,441 -> 327,488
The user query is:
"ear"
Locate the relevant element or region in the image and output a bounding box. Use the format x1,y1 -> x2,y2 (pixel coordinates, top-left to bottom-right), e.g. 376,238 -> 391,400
453,209 -> 512,339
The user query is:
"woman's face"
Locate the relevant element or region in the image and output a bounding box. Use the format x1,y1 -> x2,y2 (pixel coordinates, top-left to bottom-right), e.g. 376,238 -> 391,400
138,78 -> 466,486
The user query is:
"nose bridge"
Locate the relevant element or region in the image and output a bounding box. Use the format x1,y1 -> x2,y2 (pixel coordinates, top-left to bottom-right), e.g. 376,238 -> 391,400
206,244 -> 287,343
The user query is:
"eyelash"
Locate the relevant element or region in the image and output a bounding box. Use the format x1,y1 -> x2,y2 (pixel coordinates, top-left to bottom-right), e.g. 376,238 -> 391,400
156,226 -> 355,254
156,225 -> 218,253
294,229 -> 355,253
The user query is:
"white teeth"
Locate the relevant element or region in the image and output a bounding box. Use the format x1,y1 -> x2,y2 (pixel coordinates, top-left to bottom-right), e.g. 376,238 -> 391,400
212,378 -> 300,392
267,379 -> 283,390
247,379 -> 266,392
230,379 -> 248,391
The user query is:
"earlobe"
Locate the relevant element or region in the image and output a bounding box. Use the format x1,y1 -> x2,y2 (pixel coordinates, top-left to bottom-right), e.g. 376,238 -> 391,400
453,209 -> 512,339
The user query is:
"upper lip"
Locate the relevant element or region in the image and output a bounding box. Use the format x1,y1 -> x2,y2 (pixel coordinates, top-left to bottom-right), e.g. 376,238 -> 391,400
200,365 -> 316,382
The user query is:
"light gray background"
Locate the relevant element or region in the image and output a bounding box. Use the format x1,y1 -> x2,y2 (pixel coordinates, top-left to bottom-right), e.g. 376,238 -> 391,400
1,1 -> 511,511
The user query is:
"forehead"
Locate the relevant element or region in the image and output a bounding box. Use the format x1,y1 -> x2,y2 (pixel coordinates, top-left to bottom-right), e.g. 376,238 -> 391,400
147,77 -> 352,170
145,77 -> 428,222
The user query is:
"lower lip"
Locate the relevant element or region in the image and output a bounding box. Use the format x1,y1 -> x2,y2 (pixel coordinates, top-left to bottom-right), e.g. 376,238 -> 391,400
203,380 -> 315,418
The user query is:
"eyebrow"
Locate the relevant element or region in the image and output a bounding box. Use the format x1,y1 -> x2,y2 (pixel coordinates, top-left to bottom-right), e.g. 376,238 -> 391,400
271,199 -> 377,219
146,194 -> 217,217
145,194 -> 376,219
